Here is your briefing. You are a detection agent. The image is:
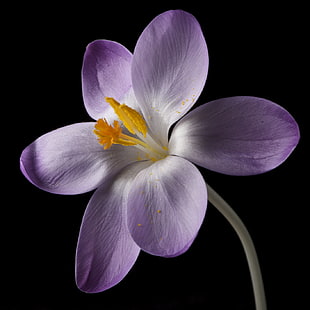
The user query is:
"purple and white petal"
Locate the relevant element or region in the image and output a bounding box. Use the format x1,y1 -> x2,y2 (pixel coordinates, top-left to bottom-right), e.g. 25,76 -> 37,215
127,156 -> 207,257
132,10 -> 208,144
82,40 -> 133,120
170,96 -> 300,176
20,123 -> 140,195
75,162 -> 151,292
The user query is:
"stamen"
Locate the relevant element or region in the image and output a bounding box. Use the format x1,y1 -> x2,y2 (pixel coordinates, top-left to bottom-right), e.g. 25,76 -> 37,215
93,97 -> 168,161
105,97 -> 147,137
93,118 -> 138,149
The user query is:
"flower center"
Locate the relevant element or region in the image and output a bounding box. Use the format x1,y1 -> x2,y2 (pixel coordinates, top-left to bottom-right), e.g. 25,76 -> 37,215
93,97 -> 168,161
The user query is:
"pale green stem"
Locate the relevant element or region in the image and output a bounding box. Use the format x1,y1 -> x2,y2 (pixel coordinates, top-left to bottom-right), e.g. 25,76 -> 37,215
207,184 -> 267,310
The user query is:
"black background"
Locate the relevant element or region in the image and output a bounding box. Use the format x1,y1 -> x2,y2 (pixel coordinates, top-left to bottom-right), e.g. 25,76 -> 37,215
5,2 -> 308,309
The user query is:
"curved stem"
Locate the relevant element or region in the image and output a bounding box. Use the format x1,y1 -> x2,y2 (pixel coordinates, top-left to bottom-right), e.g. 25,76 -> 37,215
207,184 -> 267,310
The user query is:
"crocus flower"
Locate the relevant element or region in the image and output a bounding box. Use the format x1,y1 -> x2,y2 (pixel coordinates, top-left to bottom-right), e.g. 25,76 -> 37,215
20,10 -> 299,293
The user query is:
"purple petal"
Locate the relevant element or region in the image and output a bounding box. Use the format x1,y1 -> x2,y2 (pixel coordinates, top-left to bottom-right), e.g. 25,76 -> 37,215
170,96 -> 300,176
20,123 -> 140,194
132,10 -> 208,144
75,163 -> 149,292
82,40 -> 132,120
164,234 -> 198,258
127,156 -> 207,257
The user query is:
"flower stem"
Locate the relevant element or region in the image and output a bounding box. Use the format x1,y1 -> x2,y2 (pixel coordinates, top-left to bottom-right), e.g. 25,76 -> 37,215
207,184 -> 267,310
